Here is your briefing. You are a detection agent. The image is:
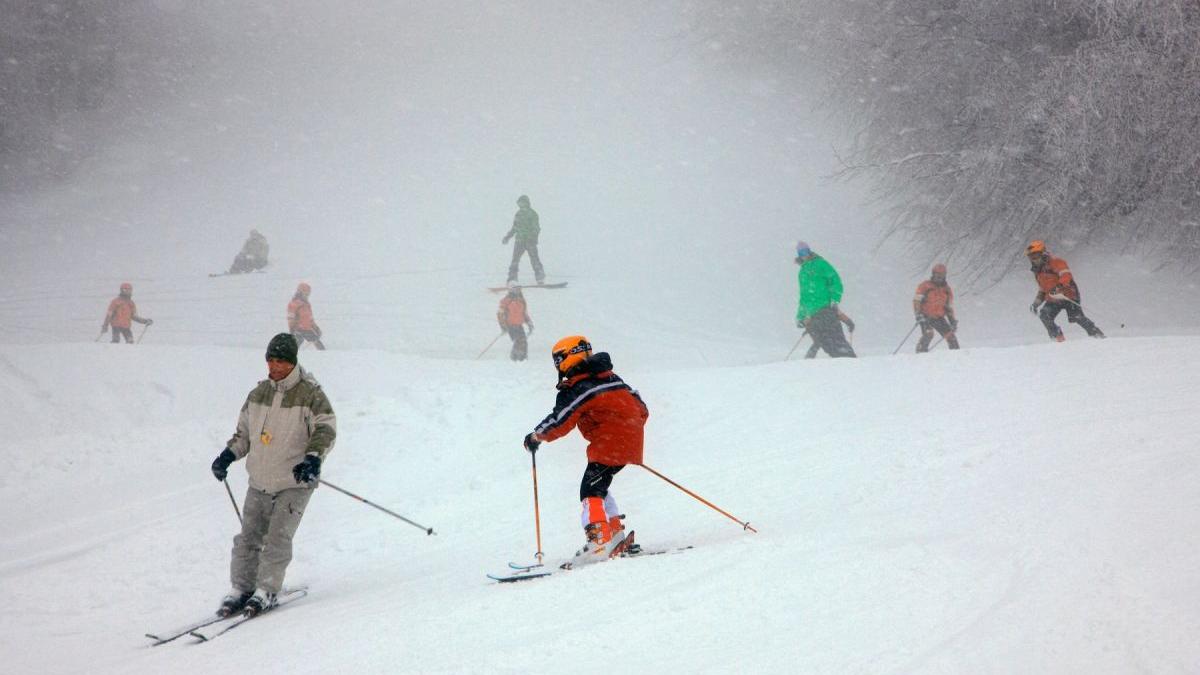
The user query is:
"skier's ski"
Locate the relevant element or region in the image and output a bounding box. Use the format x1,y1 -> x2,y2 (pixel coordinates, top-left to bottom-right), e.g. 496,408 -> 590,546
189,588 -> 308,642
145,614 -> 227,646
487,282 -> 568,292
489,532 -> 691,583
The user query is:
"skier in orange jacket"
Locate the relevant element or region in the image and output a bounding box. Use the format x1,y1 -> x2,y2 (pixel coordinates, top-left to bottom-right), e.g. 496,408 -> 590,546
101,282 -> 153,343
287,283 -> 325,350
1025,241 -> 1104,341
496,282 -> 534,361
523,336 -> 649,562
913,263 -> 960,352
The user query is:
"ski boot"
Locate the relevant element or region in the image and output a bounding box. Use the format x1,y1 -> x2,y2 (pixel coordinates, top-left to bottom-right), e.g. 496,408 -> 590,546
243,589 -> 277,617
218,590 -> 253,617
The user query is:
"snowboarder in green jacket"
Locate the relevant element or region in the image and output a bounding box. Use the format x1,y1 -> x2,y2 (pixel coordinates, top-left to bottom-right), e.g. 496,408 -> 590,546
502,194 -> 546,285
794,241 -> 856,358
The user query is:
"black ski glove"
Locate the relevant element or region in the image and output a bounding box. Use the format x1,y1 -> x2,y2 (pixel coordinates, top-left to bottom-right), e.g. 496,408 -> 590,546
523,433 -> 540,453
843,317 -> 855,333
1030,301 -> 1042,315
211,448 -> 236,481
293,454 -> 321,485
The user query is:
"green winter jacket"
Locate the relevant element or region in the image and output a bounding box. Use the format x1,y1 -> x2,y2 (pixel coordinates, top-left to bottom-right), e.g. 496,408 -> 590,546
508,206 -> 540,242
795,255 -> 844,323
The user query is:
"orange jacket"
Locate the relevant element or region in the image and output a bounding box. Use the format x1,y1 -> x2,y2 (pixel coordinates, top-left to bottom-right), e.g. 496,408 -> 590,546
497,295 -> 529,327
105,297 -> 138,329
287,297 -> 316,331
914,280 -> 954,318
533,353 -> 649,466
1033,255 -> 1079,302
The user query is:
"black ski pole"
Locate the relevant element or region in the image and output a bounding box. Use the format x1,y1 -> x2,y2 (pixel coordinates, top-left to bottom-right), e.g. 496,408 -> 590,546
318,479 -> 436,535
892,322 -> 919,355
476,331 -> 505,360
136,323 -> 151,344
784,330 -> 809,361
223,479 -> 243,526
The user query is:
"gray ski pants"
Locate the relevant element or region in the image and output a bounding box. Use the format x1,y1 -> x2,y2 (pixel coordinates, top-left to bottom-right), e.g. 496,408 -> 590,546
230,486 -> 313,594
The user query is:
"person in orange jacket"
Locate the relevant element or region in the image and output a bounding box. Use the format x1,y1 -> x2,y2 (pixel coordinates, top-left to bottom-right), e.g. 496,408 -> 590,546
496,282 -> 534,361
101,282 -> 152,343
523,336 -> 649,561
287,283 -> 325,350
1026,241 -> 1104,341
913,263 -> 960,352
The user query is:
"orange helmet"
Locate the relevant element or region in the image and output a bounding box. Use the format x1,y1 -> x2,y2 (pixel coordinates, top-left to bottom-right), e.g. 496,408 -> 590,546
119,282 -> 132,294
931,263 -> 947,277
296,282 -> 311,296
1025,240 -> 1046,256
551,335 -> 592,374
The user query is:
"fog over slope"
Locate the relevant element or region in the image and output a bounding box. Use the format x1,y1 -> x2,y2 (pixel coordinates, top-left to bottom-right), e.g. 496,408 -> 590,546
1,1 -> 1195,358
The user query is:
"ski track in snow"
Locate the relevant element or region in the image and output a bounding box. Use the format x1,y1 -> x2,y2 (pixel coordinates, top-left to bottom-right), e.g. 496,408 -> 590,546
0,334 -> 1197,673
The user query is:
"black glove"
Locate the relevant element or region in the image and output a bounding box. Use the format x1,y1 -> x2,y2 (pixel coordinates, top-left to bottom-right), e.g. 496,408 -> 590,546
525,322 -> 534,336
1030,301 -> 1042,315
145,318 -> 154,326
502,234 -> 512,245
523,433 -> 541,453
843,317 -> 855,333
211,448 -> 236,481
292,454 -> 321,484
949,317 -> 959,331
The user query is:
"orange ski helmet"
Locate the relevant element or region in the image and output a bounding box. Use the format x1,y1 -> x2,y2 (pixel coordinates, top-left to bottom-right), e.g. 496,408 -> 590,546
551,335 -> 592,374
119,282 -> 133,294
296,282 -> 311,296
931,263 -> 947,279
1025,240 -> 1046,256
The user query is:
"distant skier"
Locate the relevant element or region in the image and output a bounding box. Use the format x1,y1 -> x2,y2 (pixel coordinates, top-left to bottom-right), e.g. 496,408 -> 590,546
523,336 -> 649,561
794,241 -> 856,358
1025,240 -> 1104,342
913,263 -> 960,352
229,229 -> 270,274
804,309 -> 855,359
501,194 -> 545,285
100,282 -> 152,343
496,282 -> 534,361
287,282 -> 325,350
209,333 -> 336,617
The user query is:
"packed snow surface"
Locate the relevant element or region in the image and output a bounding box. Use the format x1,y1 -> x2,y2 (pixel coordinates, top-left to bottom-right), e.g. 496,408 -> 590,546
2,326 -> 1197,673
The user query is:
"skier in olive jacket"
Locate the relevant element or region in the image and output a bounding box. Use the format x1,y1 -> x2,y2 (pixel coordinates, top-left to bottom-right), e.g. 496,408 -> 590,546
501,194 -> 545,284
794,241 -> 856,358
209,333 -> 336,617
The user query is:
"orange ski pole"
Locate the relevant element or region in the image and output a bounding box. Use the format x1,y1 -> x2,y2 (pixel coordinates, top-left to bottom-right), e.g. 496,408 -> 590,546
530,450 -> 545,564
639,463 -> 757,533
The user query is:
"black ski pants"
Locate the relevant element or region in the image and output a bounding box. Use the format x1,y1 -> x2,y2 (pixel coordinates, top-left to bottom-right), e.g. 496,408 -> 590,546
507,237 -> 545,284
293,330 -> 326,350
110,326 -> 134,343
1039,299 -> 1101,338
580,462 -> 624,501
916,316 -> 960,352
806,306 -> 856,358
505,325 -> 528,361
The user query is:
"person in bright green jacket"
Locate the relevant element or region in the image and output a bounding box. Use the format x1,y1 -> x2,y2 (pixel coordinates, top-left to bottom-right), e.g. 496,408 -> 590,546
794,241 -> 856,358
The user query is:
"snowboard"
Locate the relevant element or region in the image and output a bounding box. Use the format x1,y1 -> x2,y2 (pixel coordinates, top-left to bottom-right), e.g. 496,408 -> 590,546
488,282 -> 568,292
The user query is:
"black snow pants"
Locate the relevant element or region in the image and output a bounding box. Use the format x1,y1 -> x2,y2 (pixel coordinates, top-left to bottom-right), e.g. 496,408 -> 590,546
293,329 -> 326,350
807,306 -> 857,358
916,316 -> 960,352
1039,299 -> 1102,338
580,462 -> 624,501
507,237 -> 545,284
110,326 -> 134,343
506,325 -> 528,361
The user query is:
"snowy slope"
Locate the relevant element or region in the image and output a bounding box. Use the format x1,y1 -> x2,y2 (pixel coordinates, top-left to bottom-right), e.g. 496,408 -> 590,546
1,330 -> 1198,674
2,2 -> 1199,673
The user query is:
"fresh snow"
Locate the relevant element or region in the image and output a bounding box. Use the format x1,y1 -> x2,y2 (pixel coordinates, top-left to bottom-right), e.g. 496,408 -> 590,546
2,2 -> 1199,672
1,326 -> 1198,673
